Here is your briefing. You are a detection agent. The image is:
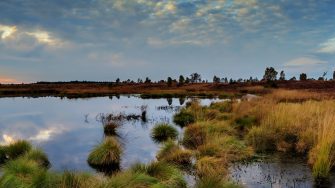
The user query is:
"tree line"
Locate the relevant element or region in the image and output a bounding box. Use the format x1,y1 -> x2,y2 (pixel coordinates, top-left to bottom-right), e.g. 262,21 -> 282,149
4,68 -> 334,85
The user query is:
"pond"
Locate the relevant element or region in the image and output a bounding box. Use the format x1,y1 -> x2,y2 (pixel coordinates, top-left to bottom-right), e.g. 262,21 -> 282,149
229,154 -> 335,188
0,96 -> 217,171
0,96 -> 334,187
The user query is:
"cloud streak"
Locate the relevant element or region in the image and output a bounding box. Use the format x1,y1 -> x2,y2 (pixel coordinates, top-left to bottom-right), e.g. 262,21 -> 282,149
318,37 -> 335,54
0,0 -> 335,81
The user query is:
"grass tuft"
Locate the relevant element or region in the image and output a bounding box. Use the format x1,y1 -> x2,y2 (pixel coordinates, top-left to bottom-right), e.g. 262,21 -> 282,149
157,140 -> 192,166
23,149 -> 51,169
151,123 -> 178,143
87,137 -> 122,173
173,110 -> 195,127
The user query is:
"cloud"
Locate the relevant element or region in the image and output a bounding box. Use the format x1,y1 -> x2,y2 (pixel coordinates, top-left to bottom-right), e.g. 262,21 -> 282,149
0,25 -> 17,39
26,31 -> 61,46
284,57 -> 327,67
0,24 -> 64,49
317,37 -> 335,54
147,37 -> 212,47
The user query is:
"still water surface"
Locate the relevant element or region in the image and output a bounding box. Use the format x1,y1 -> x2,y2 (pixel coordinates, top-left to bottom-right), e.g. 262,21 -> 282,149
0,96 -> 217,171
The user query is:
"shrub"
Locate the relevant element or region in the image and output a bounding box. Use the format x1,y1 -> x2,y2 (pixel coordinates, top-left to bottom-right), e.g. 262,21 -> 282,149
173,110 -> 195,127
151,123 -> 178,143
87,137 -> 122,173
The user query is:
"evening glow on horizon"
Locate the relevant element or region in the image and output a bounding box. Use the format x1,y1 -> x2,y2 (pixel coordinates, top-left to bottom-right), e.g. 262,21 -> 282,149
0,0 -> 335,83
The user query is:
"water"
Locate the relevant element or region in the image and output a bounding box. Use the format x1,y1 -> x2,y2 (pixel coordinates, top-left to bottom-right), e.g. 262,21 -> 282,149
229,154 -> 335,188
0,96 -> 217,172
0,96 -> 334,187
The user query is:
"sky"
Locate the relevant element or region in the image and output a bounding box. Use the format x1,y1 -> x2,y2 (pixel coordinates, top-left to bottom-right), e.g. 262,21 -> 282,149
0,0 -> 335,83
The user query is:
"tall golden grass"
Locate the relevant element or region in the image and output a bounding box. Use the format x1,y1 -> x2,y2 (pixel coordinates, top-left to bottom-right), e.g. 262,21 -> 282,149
240,90 -> 335,179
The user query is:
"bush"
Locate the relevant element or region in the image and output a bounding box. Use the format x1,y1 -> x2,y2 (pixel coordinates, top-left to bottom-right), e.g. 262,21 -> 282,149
173,110 -> 195,127
151,123 -> 178,143
87,137 -> 122,173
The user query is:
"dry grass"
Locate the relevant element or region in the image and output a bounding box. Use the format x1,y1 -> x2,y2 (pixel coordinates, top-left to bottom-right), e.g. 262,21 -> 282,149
242,94 -> 335,179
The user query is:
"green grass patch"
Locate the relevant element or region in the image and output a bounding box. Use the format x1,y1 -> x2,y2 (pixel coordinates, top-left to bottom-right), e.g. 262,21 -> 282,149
151,123 -> 178,143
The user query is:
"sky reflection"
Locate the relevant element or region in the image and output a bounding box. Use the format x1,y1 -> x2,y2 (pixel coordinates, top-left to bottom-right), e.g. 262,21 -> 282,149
0,96 -> 218,171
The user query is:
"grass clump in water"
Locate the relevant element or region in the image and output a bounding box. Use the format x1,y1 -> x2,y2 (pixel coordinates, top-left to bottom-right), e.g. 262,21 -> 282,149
182,124 -> 206,149
195,176 -> 240,188
104,171 -> 158,188
103,121 -> 121,136
131,161 -> 187,188
59,171 -> 101,188
157,140 -> 192,166
0,140 -> 32,164
173,110 -> 195,127
87,137 -> 122,173
22,149 -> 51,169
195,157 -> 240,188
151,123 -> 178,143
0,158 -> 54,188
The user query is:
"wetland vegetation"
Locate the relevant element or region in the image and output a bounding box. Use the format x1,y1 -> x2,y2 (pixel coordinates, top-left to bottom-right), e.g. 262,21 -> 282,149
0,87 -> 335,187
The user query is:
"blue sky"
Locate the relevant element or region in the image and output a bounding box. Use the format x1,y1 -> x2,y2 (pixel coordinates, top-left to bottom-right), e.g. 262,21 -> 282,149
0,0 -> 335,83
